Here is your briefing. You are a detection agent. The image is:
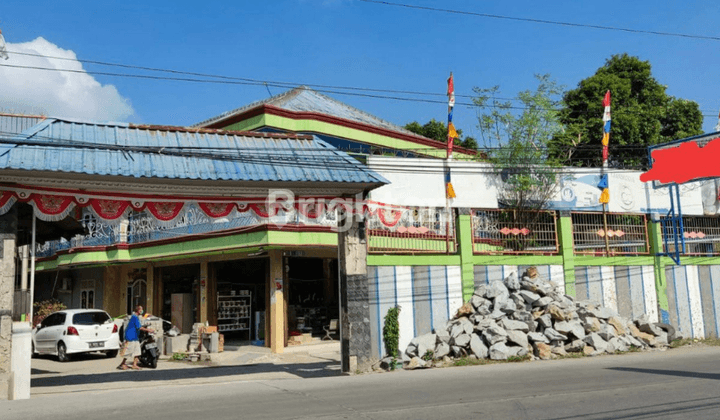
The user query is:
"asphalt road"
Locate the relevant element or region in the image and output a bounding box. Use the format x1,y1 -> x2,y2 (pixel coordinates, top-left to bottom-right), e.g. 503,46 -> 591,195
4,345 -> 720,420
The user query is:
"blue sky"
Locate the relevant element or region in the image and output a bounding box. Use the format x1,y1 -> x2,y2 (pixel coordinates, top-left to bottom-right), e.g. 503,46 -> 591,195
2,0 -> 720,141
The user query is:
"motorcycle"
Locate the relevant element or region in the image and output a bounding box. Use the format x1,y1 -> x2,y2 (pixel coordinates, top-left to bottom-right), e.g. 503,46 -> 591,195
137,324 -> 159,369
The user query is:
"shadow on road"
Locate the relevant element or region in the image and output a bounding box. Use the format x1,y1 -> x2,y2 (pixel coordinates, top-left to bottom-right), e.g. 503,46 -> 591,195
607,366 -> 720,381
31,361 -> 342,388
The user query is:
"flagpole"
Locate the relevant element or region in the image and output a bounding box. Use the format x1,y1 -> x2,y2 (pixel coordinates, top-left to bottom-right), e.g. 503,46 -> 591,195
445,72 -> 456,255
600,91 -> 612,257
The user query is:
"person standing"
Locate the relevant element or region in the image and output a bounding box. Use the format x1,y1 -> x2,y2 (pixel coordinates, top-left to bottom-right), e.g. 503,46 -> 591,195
117,305 -> 154,370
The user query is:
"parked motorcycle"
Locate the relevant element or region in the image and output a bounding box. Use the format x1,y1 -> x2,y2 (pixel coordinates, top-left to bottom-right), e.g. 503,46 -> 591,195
137,324 -> 159,369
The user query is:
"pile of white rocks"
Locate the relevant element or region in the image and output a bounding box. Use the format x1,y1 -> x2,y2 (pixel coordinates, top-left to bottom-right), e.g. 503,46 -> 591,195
399,268 -> 678,369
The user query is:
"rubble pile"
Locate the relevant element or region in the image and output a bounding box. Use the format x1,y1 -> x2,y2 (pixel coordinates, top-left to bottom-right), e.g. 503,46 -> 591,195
400,267 -> 677,369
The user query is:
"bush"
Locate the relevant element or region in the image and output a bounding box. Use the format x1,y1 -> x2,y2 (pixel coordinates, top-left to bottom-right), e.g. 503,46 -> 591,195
33,299 -> 67,325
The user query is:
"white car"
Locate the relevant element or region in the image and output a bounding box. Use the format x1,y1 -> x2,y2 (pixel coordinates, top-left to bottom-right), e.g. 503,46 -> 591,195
32,309 -> 121,362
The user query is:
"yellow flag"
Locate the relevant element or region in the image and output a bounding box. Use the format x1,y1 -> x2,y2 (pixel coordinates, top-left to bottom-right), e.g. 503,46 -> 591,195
448,122 -> 459,139
599,188 -> 610,204
601,132 -> 609,146
446,182 -> 456,199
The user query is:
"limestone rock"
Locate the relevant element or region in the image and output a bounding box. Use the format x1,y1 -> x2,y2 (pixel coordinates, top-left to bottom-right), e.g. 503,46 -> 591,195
405,356 -> 427,370
533,296 -> 554,308
537,314 -> 553,329
583,333 -> 609,353
473,284 -> 488,298
489,342 -> 511,360
501,318 -> 531,333
607,317 -> 628,336
504,272 -> 521,291
582,345 -> 595,356
547,304 -> 568,322
455,302 -> 474,318
555,320 -> 586,340
469,334 -> 488,359
533,342 -> 553,360
453,333 -> 471,348
486,280 -> 510,299
544,328 -> 568,341
528,332 -> 550,343
589,307 -> 616,320
483,324 -> 508,345
405,344 -> 418,357
565,339 -> 585,353
609,337 -> 628,353
629,324 -> 656,346
598,323 -> 618,341
416,333 -> 438,357
471,294 -> 490,310
551,345 -> 567,357
507,330 -> 529,348
435,342 -> 451,359
519,290 -> 541,304
582,317 -> 603,334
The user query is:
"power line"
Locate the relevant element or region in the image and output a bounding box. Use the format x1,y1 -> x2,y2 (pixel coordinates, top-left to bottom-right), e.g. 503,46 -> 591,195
358,0 -> 720,42
3,61 -> 716,120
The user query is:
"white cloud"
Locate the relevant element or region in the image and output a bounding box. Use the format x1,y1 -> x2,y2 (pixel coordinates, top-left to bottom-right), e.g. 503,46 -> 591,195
0,37 -> 134,122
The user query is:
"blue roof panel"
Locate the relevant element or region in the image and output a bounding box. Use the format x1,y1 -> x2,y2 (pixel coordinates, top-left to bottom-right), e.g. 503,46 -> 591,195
0,118 -> 388,186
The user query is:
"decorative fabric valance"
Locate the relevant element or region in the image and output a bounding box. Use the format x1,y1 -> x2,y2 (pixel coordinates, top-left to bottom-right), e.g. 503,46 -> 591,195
0,184 -> 406,227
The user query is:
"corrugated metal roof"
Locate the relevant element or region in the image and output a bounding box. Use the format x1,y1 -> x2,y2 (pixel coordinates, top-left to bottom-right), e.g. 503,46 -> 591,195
0,113 -> 45,137
195,86 -> 420,136
0,118 -> 388,185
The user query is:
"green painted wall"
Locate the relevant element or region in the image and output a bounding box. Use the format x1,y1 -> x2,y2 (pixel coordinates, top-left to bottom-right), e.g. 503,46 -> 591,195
36,230 -> 337,270
242,114 -> 477,160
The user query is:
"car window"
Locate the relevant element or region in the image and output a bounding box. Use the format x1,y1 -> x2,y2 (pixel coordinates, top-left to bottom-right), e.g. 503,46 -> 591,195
40,314 -> 56,328
55,313 -> 66,326
72,311 -> 110,326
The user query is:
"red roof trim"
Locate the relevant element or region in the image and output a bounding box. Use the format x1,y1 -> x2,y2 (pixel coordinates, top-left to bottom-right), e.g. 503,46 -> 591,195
203,104 -> 478,156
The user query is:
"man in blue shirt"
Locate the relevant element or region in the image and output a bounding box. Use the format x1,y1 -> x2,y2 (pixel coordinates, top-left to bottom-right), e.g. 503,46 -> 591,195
117,305 -> 154,370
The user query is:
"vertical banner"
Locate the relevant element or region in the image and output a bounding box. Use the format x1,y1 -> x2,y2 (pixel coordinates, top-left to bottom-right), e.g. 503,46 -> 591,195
446,72 -> 456,199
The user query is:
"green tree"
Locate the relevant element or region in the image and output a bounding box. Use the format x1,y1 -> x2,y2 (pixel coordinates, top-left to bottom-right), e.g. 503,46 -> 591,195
548,53 -> 703,168
474,74 -> 563,212
473,74 -> 564,251
404,119 -> 478,150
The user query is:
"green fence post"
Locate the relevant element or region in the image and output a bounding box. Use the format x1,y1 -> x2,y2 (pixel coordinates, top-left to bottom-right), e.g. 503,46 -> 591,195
648,215 -> 670,323
557,211 -> 576,298
457,209 -> 475,302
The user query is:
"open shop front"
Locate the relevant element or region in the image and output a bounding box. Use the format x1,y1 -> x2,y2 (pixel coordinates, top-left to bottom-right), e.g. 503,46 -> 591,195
159,263 -> 201,334
287,257 -> 338,343
210,258 -> 267,346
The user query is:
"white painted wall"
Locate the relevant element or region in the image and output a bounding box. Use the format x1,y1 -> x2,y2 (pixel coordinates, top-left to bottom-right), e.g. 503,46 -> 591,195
368,156 -> 717,216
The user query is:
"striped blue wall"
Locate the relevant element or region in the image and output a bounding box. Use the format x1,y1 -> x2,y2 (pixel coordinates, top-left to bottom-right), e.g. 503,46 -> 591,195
574,266 -> 657,323
473,265 -> 565,294
665,265 -> 720,339
367,266 -> 463,358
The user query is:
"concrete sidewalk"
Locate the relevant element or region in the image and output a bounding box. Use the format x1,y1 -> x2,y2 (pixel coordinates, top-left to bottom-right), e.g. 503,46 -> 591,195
28,341 -> 342,396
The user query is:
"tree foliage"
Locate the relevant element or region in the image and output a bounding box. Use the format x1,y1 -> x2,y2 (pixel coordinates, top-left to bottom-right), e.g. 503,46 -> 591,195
404,119 -> 478,150
474,74 -> 563,214
548,53 -> 703,168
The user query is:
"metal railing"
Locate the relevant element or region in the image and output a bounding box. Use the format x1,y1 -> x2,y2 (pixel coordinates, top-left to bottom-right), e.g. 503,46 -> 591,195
571,212 -> 649,255
471,209 -> 559,255
367,206 -> 457,254
662,215 -> 720,256
36,205 -> 339,258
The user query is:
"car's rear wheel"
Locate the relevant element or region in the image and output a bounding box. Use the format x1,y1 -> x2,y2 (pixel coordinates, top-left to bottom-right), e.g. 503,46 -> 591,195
105,349 -> 119,358
57,342 -> 70,362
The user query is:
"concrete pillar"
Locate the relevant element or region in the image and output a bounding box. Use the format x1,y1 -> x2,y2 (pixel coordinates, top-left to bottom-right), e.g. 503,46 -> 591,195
338,206 -> 371,373
199,260 -> 208,324
146,263 -> 154,315
456,209 -> 475,301
557,211 -> 576,298
8,322 -> 30,400
648,216 -> 670,323
0,208 -> 17,401
268,249 -> 285,353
